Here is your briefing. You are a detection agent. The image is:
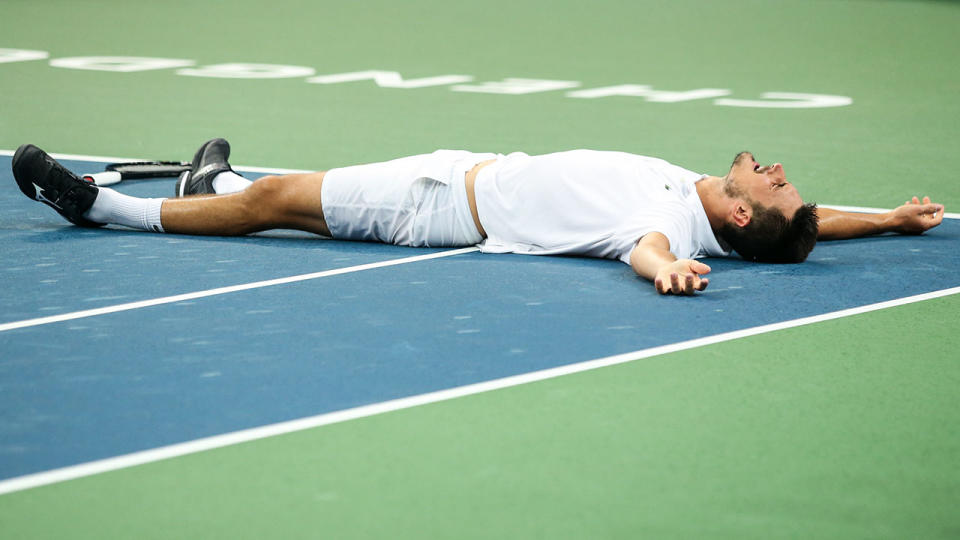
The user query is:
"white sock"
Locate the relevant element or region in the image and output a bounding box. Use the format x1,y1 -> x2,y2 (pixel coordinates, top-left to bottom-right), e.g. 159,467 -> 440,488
83,188 -> 165,233
212,170 -> 252,194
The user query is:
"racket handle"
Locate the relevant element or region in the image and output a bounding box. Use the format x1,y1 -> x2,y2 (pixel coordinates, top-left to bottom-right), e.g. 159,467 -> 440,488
82,171 -> 122,186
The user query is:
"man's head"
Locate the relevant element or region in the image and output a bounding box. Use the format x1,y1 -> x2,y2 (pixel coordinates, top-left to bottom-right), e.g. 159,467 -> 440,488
718,151 -> 818,263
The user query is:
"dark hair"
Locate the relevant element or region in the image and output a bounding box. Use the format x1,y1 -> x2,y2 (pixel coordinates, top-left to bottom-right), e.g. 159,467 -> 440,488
720,202 -> 819,263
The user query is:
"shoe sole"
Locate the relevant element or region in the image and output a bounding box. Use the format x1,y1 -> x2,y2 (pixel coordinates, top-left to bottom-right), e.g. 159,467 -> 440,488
176,138 -> 231,197
11,143 -> 104,227
175,170 -> 191,197
12,144 -> 45,200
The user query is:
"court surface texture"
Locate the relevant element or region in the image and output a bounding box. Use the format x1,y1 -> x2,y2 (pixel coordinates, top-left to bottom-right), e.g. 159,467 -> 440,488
2,1 -> 959,538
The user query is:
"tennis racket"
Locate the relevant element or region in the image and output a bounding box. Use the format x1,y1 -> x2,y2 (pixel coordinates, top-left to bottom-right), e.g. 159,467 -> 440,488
82,161 -> 192,186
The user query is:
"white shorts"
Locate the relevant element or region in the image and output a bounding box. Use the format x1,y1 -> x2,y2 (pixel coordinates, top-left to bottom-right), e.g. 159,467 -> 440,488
321,150 -> 496,247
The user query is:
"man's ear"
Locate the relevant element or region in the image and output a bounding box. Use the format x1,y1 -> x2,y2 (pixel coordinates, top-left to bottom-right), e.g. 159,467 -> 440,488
733,201 -> 752,228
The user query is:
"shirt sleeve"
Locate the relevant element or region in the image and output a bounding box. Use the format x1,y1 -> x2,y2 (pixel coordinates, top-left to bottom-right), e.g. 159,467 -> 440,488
615,200 -> 696,264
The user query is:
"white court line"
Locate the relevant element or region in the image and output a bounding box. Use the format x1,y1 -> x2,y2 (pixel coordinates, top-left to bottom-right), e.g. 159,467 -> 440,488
0,247 -> 479,333
1,148 -> 475,332
821,204 -> 959,220
0,148 -> 313,175
1,285 -> 958,496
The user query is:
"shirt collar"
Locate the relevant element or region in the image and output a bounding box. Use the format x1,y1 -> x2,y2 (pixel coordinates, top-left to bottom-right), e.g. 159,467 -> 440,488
689,176 -> 730,257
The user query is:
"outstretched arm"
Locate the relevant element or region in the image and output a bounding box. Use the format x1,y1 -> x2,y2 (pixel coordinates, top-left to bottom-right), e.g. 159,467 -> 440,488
630,232 -> 711,295
817,196 -> 945,240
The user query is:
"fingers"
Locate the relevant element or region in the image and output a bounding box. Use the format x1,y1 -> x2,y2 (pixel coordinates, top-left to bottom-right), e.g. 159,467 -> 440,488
655,276 -> 680,294
925,203 -> 945,227
896,200 -> 945,234
689,261 -> 712,275
654,275 -> 675,295
905,195 -> 934,206
916,203 -> 944,224
656,272 -> 708,295
653,259 -> 711,295
905,196 -> 933,206
919,202 -> 944,214
671,272 -> 682,293
670,272 -> 695,295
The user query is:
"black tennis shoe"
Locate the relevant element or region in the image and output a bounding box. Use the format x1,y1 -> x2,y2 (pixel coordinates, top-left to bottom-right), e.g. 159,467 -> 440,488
174,138 -> 234,197
12,144 -> 104,228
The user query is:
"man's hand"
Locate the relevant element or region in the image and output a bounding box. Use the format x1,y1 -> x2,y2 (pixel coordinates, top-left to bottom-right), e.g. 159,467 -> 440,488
890,196 -> 944,235
630,232 -> 712,295
653,259 -> 711,295
817,197 -> 945,240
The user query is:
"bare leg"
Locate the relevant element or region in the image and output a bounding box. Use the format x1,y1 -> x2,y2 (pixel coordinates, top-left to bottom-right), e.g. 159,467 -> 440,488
160,171 -> 332,237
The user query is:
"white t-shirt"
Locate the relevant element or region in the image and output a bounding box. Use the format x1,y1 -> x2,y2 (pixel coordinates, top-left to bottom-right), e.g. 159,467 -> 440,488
474,150 -> 729,264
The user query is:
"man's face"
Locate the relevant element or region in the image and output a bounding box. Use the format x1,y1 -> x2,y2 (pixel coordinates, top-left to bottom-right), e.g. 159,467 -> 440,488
725,152 -> 804,218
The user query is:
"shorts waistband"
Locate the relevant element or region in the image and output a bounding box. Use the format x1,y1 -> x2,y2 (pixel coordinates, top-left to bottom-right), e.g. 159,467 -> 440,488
473,157 -> 505,186
471,156 -> 508,238
450,153 -> 497,242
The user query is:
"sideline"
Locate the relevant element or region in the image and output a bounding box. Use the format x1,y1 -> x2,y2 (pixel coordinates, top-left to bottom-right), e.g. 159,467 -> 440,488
1,285 -> 958,495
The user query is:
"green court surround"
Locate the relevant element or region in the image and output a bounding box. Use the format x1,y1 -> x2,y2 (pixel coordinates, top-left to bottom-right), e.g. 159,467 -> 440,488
1,0 -> 958,537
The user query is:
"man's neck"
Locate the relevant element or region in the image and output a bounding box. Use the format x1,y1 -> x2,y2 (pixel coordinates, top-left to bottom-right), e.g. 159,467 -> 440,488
695,175 -> 730,233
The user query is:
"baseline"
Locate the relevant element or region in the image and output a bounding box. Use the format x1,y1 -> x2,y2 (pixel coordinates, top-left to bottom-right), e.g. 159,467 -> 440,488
1,285 -> 957,496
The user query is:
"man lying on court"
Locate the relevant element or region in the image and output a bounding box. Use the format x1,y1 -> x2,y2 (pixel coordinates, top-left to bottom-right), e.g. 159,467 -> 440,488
12,140 -> 945,295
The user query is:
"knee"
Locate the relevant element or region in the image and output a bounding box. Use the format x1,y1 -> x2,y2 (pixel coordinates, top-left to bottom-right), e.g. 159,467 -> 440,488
245,174 -> 283,197
239,175 -> 289,223
240,172 -> 326,225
